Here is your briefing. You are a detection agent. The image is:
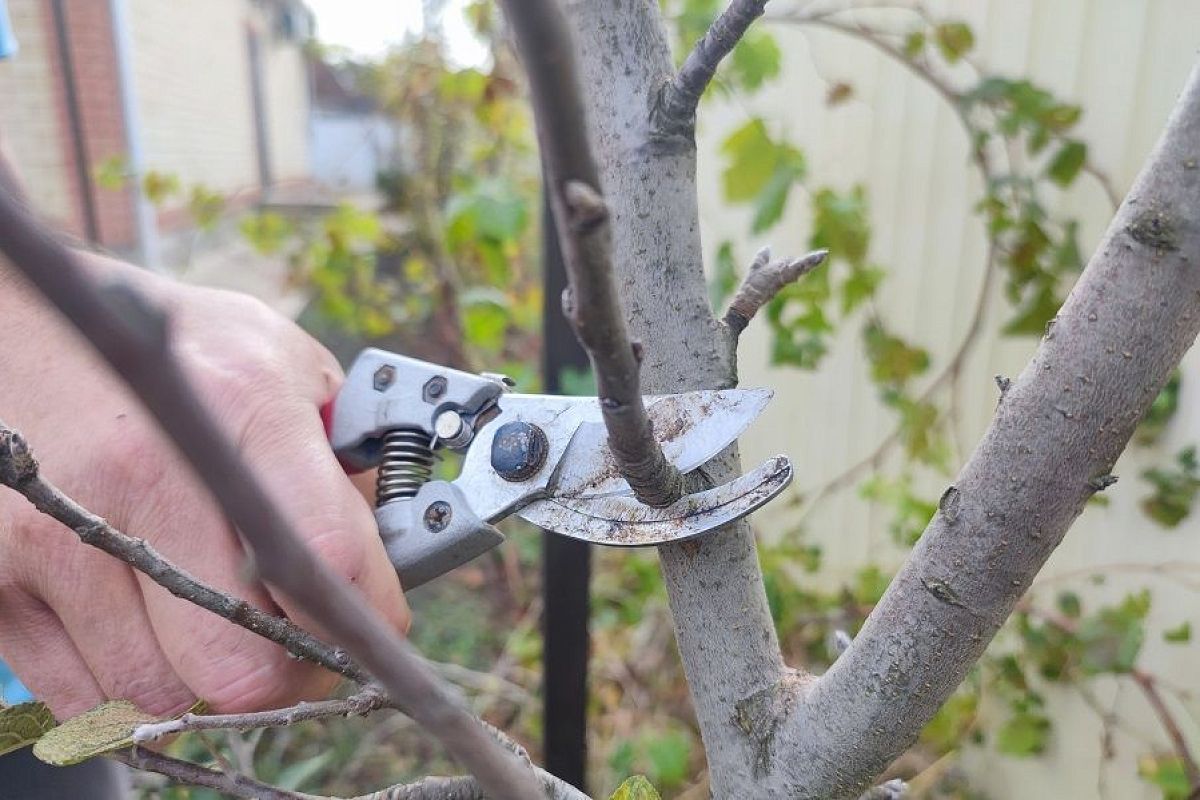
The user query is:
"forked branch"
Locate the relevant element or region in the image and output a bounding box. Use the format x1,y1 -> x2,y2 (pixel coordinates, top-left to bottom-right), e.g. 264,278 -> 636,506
498,0 -> 684,507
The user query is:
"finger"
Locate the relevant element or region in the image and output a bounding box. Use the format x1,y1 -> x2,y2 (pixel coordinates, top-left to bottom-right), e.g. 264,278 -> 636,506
241,394 -> 410,638
122,463 -> 339,713
0,590 -> 103,720
34,553 -> 194,716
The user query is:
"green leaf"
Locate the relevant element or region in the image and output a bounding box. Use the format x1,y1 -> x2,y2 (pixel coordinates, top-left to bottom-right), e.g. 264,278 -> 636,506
996,710 -> 1050,756
863,322 -> 930,387
751,161 -> 803,233
729,30 -> 782,91
0,702 -> 56,757
1077,590 -> 1151,674
921,691 -> 978,752
142,170 -> 181,205
239,212 -> 293,255
1139,755 -> 1192,799
609,775 -> 662,800
709,241 -> 739,309
1137,371 -> 1181,445
720,119 -> 806,204
1164,621 -> 1191,644
811,186 -> 870,265
1141,446 -> 1200,528
1056,591 -> 1082,619
902,30 -> 925,58
33,700 -> 161,766
460,288 -> 510,355
1003,285 -> 1062,336
934,22 -> 974,63
93,156 -> 129,190
644,730 -> 691,789
840,265 -> 885,314
187,185 -> 226,231
1047,141 -> 1087,187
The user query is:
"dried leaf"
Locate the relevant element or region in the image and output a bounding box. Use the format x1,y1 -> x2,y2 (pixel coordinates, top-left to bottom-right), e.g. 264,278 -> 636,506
33,700 -> 161,766
0,702 -> 56,757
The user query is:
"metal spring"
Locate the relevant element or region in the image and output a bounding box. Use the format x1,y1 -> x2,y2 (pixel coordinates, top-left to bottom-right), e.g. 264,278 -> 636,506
376,427 -> 434,506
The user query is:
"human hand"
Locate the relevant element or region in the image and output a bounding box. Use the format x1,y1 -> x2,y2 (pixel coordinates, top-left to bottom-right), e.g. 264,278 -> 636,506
0,253 -> 409,720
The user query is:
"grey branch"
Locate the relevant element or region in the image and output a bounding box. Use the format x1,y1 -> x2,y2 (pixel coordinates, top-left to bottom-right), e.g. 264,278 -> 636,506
772,60 -> 1200,796
499,0 -> 683,507
115,748 -> 318,800
133,686 -> 387,743
0,422 -> 370,685
723,247 -> 828,335
0,189 -> 541,797
656,0 -> 772,137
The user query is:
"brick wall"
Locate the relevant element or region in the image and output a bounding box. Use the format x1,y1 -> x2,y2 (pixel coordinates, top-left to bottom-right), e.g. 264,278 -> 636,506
0,0 -> 74,229
55,0 -> 133,248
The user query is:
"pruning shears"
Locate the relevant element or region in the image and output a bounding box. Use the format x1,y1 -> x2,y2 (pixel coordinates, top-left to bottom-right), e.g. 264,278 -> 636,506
327,348 -> 792,588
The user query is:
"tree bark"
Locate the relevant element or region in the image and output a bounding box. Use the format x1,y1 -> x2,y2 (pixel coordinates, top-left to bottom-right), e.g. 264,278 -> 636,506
565,2 -> 791,795
566,1 -> 1200,796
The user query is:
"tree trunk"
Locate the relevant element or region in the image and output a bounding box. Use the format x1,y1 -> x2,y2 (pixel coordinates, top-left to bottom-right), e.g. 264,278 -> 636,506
566,2 -> 789,795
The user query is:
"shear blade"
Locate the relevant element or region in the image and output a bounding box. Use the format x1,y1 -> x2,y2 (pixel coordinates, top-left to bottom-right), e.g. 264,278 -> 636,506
517,455 -> 793,546
549,387 -> 772,499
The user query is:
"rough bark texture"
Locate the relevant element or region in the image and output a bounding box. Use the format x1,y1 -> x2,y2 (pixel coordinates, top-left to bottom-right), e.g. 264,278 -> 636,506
771,61 -> 1200,798
567,1 -> 1200,796
565,2 -> 790,795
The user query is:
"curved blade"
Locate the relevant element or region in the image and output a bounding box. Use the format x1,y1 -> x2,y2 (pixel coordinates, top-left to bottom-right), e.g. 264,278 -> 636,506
548,388 -> 772,499
518,455 -> 792,546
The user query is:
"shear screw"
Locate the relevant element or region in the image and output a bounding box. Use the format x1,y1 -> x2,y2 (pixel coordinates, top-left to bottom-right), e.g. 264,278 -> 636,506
373,365 -> 396,392
491,421 -> 549,482
423,500 -> 452,532
423,375 -> 448,403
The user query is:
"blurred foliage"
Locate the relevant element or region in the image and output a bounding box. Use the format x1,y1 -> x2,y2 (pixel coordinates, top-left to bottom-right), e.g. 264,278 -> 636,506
1141,446 -> 1200,528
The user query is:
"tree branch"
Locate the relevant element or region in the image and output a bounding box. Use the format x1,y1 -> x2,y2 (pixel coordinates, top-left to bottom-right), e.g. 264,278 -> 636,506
1131,671 -> 1199,788
722,246 -> 828,335
133,686 -> 387,743
774,60 -> 1200,796
655,0 -> 772,138
0,422 -> 371,684
115,748 -> 319,800
498,0 -> 683,507
0,190 -> 541,797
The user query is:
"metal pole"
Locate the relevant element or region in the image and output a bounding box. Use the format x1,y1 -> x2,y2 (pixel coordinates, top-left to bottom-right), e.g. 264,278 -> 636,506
541,190 -> 591,791
49,0 -> 98,243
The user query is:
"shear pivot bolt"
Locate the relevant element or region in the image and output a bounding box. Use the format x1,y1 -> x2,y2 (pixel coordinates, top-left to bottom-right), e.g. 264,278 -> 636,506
491,421 -> 548,482
423,500 -> 452,532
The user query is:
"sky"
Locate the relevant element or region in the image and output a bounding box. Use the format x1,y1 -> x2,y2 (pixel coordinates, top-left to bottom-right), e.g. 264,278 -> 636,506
304,0 -> 488,65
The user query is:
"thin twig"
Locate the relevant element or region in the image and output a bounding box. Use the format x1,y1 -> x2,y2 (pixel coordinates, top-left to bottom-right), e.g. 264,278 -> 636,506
133,686 -> 387,743
115,748 -> 321,800
655,0 -> 772,137
0,186 -> 542,798
499,0 -> 683,507
0,422 -> 369,684
1132,670 -> 1200,790
723,247 -> 829,335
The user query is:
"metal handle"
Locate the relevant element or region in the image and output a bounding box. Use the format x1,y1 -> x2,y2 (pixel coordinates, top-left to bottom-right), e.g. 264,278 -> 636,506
374,481 -> 505,589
